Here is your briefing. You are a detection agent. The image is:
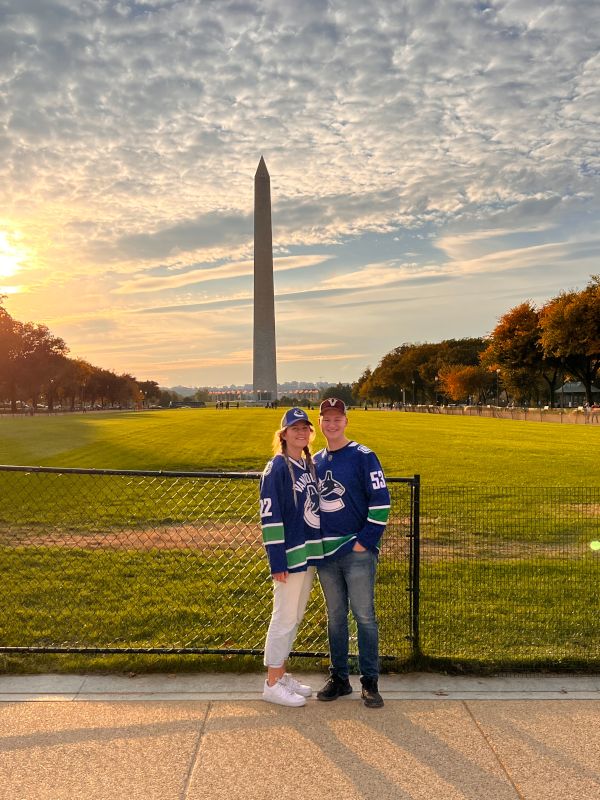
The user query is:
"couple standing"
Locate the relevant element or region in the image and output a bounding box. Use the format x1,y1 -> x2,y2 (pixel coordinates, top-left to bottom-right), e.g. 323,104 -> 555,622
259,398 -> 391,708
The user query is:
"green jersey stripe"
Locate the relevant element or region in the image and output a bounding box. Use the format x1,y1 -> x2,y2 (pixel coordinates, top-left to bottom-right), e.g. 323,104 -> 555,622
286,539 -> 325,567
262,524 -> 284,544
368,507 -> 390,523
322,534 -> 354,555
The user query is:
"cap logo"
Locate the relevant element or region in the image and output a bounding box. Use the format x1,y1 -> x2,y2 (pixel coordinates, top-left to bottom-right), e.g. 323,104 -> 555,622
319,397 -> 346,415
281,407 -> 312,428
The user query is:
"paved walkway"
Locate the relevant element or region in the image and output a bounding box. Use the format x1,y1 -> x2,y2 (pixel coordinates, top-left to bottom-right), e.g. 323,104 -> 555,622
1,673 -> 599,799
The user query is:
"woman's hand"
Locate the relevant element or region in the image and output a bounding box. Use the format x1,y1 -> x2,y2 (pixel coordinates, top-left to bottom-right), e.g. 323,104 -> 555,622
272,571 -> 289,582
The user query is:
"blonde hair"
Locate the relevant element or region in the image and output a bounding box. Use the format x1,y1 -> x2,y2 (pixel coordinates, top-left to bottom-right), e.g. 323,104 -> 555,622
272,424 -> 317,504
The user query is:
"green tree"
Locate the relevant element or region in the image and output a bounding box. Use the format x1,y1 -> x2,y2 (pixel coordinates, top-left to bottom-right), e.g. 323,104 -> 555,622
0,312 -> 68,412
138,380 -> 162,407
56,358 -> 95,411
18,322 -> 69,411
364,344 -> 431,403
0,301 -> 22,410
362,339 -> 486,404
158,388 -> 180,408
319,383 -> 356,406
353,367 -> 373,402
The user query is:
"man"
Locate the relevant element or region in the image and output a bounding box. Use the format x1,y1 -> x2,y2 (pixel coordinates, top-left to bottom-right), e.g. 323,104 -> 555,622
314,397 -> 391,708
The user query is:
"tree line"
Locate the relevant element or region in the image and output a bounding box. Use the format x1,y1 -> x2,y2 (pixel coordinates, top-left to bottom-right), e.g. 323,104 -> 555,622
353,276 -> 600,407
0,297 -> 170,412
2,276 -> 598,412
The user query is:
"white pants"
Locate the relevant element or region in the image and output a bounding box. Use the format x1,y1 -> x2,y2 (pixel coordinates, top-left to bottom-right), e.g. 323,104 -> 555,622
263,567 -> 316,668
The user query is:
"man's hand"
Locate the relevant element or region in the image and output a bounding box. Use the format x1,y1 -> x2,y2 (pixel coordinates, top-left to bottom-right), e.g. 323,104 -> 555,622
352,542 -> 367,552
273,571 -> 289,582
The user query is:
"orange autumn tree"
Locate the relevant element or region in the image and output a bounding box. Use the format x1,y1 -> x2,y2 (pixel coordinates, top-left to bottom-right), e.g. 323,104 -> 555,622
539,276 -> 600,405
438,364 -> 494,404
481,301 -> 561,407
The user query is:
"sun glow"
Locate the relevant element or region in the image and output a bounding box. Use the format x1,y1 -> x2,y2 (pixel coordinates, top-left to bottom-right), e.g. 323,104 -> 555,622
0,231 -> 28,280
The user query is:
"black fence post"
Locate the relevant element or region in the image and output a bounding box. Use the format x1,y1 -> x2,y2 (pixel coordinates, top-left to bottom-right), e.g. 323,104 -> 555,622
409,474 -> 421,658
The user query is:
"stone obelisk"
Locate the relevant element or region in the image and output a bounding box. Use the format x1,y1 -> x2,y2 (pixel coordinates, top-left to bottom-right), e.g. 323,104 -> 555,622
253,156 -> 278,403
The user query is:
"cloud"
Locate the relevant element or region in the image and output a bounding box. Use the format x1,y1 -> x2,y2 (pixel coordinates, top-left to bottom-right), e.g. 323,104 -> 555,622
319,261 -> 437,290
5,0 -> 598,244
439,236 -> 600,276
2,0 -> 599,384
103,211 -> 252,261
113,253 -> 332,294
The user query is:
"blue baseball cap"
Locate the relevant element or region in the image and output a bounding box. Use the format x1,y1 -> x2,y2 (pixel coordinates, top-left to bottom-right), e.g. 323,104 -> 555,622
280,407 -> 312,429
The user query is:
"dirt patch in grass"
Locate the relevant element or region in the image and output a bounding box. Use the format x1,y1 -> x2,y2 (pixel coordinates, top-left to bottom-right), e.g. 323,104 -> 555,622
418,538 -> 592,561
0,521 -> 263,551
568,503 -> 600,516
0,522 -> 592,561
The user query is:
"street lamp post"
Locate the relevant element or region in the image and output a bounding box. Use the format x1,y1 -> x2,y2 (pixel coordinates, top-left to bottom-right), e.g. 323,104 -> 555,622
496,369 -> 501,406
411,379 -> 415,405
434,375 -> 439,405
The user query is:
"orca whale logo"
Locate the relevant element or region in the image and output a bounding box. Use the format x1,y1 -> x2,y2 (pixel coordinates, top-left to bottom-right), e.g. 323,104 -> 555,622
319,469 -> 346,512
304,484 -> 320,528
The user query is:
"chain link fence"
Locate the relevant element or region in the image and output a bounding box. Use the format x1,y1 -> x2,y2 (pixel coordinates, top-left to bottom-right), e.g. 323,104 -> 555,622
1,466 -> 598,670
0,466 -> 414,663
417,486 -> 600,669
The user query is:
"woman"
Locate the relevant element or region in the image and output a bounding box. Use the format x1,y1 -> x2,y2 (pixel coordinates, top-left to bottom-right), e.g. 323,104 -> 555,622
259,407 -> 323,706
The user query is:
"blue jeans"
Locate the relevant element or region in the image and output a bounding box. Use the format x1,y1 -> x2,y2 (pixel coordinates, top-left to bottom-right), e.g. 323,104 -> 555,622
317,549 -> 379,680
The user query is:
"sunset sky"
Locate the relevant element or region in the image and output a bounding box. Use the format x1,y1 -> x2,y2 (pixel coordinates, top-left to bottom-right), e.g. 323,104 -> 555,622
2,0 -> 599,387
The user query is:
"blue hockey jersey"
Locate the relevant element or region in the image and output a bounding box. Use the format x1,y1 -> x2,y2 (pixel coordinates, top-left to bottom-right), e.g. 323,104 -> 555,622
314,441 -> 391,559
259,454 -> 323,575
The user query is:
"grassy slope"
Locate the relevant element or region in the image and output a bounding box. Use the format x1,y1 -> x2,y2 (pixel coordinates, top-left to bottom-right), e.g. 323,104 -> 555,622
1,407 -> 599,485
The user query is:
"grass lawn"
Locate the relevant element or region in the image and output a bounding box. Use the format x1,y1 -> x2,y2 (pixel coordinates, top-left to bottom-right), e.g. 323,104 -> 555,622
1,409 -> 598,674
419,558 -> 600,670
1,406 -> 599,485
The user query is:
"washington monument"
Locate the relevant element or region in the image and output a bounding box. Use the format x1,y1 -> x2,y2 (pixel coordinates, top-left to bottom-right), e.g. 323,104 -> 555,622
253,156 -> 278,402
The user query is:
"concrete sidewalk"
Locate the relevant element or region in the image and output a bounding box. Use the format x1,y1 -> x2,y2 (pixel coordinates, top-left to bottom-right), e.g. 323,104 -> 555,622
1,673 -> 599,799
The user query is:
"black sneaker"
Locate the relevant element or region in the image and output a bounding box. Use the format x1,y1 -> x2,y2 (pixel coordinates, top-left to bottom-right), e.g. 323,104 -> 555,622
316,674 -> 353,701
360,676 -> 384,708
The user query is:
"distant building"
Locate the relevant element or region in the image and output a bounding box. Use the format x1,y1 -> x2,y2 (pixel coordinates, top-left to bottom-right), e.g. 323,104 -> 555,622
555,382 -> 600,406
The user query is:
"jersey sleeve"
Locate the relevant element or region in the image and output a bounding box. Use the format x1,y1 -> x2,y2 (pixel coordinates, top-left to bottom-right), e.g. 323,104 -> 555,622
356,451 -> 391,550
259,459 -> 288,574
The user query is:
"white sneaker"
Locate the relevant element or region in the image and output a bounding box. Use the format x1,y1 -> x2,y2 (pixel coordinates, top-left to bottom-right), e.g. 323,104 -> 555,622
280,673 -> 312,698
263,678 -> 306,707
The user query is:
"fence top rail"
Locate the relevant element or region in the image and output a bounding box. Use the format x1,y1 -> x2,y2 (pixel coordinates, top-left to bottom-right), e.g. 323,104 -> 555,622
0,464 -> 262,479
0,464 -> 418,483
